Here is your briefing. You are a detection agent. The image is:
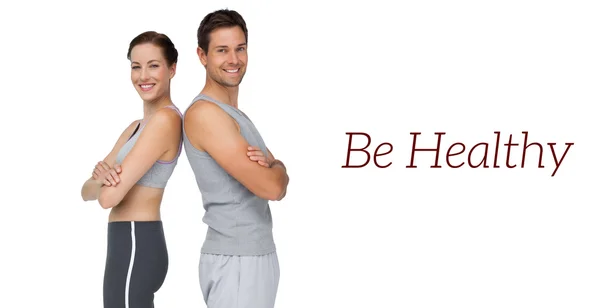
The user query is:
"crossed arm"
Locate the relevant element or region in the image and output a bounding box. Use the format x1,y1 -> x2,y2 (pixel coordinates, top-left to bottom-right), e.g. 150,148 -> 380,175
80,120 -> 139,202
186,102 -> 289,201
80,108 -> 182,208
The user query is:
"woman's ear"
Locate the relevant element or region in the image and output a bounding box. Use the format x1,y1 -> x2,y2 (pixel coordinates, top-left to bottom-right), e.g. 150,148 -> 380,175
170,63 -> 177,79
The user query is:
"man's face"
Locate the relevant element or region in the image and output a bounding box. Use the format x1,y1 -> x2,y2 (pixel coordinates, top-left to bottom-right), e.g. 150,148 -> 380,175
199,26 -> 247,87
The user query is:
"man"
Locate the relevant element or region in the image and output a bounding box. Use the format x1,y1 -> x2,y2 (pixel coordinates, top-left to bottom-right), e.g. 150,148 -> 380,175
182,9 -> 289,308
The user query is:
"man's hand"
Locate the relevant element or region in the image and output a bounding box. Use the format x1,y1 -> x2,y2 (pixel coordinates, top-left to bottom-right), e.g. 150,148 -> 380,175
247,146 -> 273,167
92,161 -> 122,186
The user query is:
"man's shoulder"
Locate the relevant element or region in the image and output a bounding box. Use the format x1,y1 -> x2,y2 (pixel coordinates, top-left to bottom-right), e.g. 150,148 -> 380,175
184,100 -> 240,140
185,99 -> 227,122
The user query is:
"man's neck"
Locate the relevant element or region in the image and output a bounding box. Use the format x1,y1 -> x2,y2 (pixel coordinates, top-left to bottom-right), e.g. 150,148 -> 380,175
201,81 -> 240,109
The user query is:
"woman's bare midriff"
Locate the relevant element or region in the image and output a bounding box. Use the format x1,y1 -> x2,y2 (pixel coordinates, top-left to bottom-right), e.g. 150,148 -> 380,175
108,185 -> 164,222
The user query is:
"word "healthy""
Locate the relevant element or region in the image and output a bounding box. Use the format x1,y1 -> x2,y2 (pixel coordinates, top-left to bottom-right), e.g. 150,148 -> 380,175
341,131 -> 574,177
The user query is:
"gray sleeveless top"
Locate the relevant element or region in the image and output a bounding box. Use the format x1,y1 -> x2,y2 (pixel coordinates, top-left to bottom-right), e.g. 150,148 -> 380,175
115,105 -> 183,189
183,93 -> 275,256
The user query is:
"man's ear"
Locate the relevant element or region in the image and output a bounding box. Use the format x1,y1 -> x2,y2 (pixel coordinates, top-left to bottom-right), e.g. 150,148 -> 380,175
197,47 -> 207,67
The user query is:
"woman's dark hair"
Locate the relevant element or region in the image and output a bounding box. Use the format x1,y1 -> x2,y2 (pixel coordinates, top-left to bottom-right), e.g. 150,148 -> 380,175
127,31 -> 178,66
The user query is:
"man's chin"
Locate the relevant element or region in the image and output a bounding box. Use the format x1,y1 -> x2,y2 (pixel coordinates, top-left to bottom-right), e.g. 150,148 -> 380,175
210,73 -> 244,88
219,79 -> 243,88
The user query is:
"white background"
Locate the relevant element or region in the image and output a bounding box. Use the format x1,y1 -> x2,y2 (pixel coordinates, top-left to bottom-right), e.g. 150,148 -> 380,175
1,0 -> 599,307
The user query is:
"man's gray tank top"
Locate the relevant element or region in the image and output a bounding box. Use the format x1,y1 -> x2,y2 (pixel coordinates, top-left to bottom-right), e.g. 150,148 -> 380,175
182,93 -> 275,256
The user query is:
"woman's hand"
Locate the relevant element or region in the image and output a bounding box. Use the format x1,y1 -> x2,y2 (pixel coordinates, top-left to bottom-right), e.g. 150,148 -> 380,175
92,161 -> 122,186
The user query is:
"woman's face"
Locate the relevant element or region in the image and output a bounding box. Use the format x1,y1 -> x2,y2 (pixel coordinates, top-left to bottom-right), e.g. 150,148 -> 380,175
129,43 -> 175,103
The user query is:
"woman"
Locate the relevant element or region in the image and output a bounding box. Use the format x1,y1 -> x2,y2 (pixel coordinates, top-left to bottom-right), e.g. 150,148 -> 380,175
80,31 -> 182,308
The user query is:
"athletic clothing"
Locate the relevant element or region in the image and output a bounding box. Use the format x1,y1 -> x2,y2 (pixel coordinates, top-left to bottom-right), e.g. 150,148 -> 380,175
104,221 -> 168,308
103,105 -> 182,307
115,105 -> 183,189
199,252 -> 280,308
183,93 -> 280,307
183,94 -> 276,256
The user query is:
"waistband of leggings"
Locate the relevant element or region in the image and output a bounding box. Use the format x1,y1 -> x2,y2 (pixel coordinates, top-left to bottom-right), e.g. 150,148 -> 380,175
107,220 -> 163,231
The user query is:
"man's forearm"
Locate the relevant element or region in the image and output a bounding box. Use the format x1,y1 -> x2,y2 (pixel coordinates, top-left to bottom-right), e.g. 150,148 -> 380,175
271,160 -> 289,200
271,159 -> 286,171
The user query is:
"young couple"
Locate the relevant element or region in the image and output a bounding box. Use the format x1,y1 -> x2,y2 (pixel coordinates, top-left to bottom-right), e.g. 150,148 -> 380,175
80,9 -> 289,308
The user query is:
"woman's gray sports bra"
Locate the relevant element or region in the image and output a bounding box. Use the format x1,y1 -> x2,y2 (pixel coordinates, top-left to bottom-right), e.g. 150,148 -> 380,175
115,105 -> 183,189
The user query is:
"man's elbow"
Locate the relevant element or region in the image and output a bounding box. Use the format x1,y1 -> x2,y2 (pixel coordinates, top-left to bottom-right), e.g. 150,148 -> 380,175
263,181 -> 287,201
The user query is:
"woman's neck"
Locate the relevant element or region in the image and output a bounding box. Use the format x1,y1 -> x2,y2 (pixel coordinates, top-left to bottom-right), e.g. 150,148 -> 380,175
142,96 -> 173,122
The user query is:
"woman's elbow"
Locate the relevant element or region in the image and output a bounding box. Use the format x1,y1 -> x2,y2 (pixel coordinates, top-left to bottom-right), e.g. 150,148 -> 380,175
98,193 -> 118,209
81,190 -> 89,202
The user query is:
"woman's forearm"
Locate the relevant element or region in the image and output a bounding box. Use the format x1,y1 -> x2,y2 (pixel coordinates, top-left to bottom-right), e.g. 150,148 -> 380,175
81,177 -> 103,201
